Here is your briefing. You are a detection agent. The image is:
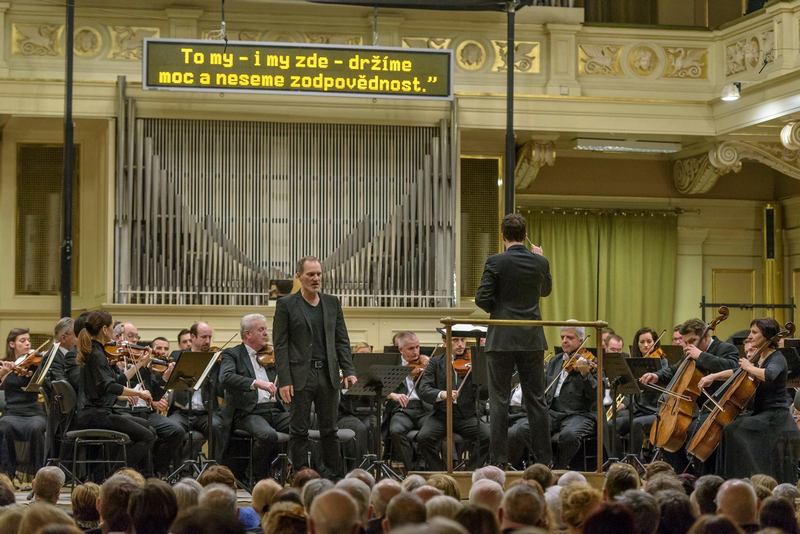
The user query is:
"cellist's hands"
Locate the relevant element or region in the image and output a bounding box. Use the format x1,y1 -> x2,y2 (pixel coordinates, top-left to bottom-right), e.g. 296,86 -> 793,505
640,372 -> 659,385
698,373 -> 718,389
683,344 -> 702,360
739,358 -> 757,375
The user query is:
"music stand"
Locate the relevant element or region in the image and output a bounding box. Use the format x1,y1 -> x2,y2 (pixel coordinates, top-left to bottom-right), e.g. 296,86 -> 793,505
166,351 -> 219,483
349,361 -> 408,480
602,353 -> 644,471
26,342 -> 60,393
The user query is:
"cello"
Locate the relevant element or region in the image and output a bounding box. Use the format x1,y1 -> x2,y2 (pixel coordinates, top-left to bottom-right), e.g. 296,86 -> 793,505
648,307 -> 729,452
686,321 -> 795,462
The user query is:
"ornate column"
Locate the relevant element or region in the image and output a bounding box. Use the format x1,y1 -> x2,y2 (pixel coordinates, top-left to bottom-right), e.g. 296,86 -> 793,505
544,23 -> 581,96
0,3 -> 10,77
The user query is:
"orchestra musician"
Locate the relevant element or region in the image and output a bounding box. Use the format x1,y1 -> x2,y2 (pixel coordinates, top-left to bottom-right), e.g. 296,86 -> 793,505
177,329 -> 192,352
219,313 -> 290,481
75,311 -> 156,475
545,323 -> 598,469
417,335 -> 489,471
0,328 -> 47,478
475,212 -> 552,469
384,331 -> 433,472
50,315 -> 82,394
273,256 -> 357,480
699,318 -> 800,482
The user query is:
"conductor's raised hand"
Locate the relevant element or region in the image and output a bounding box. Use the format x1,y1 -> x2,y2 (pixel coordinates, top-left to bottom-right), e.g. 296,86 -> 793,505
531,244 -> 544,256
279,384 -> 294,404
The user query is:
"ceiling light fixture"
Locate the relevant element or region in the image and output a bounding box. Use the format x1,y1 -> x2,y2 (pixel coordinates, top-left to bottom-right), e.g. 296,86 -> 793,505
574,139 -> 683,154
721,82 -> 742,102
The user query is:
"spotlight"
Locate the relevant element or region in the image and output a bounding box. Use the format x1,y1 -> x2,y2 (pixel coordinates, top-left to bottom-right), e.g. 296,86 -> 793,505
721,82 -> 741,102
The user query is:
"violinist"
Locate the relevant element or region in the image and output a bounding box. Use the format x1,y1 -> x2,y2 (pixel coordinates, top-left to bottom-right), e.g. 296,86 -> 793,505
417,335 -> 489,471
220,314 -> 289,481
49,315 -> 82,394
0,328 -> 47,479
385,331 -> 433,472
76,311 -> 156,475
700,318 -> 799,482
545,323 -> 598,469
605,328 -> 668,459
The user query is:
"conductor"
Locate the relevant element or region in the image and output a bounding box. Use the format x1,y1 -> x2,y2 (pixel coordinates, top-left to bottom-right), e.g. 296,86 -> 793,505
476,213 -> 553,468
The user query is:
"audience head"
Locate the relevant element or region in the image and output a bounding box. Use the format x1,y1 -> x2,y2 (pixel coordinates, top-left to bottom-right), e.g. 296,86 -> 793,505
402,474 -> 427,492
716,479 -> 758,527
273,487 -> 304,507
544,486 -> 565,531
750,474 -> 778,492
18,503 -> 77,532
384,492 -> 427,531
646,474 -> 686,496
522,463 -> 555,490
252,478 -> 282,517
368,478 -> 402,519
426,495 -> 463,520
582,501 -> 637,534
308,488 -> 361,534
454,504 -> 500,534
336,478 -> 371,524
428,474 -> 461,500
472,466 -> 506,488
469,479 -> 504,515
292,467 -> 321,489
345,468 -> 375,489
99,474 -> 139,533
197,464 -> 236,489
558,471 -> 587,487
772,482 -> 800,504
644,461 -> 676,481
691,475 -> 724,515
114,467 -> 146,487
500,482 -> 549,531
0,504 -> 25,533
35,525 -> 84,534
415,484 -> 445,503
302,478 -> 335,511
560,482 -> 602,533
753,483 -> 772,505
262,501 -> 307,534
173,478 -> 202,511
70,482 -> 100,526
128,479 -> 178,534
759,496 -> 799,534
199,483 -> 238,518
655,489 -> 696,534
616,489 -> 660,534
32,466 -> 66,504
0,474 -> 16,506
604,463 -> 640,500
686,514 -> 744,534
170,505 -> 246,534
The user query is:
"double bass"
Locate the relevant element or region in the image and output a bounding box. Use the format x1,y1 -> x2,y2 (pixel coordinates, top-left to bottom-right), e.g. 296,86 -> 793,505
686,321 -> 795,462
648,307 -> 729,452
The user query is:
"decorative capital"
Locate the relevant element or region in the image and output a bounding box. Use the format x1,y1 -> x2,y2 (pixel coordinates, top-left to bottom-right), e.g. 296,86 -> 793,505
515,141 -> 555,191
781,122 -> 800,151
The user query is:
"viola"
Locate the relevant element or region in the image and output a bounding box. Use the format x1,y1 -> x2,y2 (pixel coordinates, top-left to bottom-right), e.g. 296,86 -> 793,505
649,306 -> 729,452
686,321 -> 795,462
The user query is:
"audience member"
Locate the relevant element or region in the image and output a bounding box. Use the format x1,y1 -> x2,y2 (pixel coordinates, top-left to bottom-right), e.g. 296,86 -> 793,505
171,506 -> 246,534
17,503 -> 76,532
647,474 -> 686,496
401,474 -> 427,492
415,485 -> 444,503
582,501 -> 637,534
454,504 -> 500,534
655,489 -> 697,534
366,479 -> 402,534
616,489 -> 660,534
173,478 -> 202,511
468,479 -> 504,515
273,487 -> 304,506
686,514 -> 744,534
753,484 -> 772,506
750,474 -> 778,492
252,478 -> 282,517
292,467 -> 321,489
691,475 -> 725,516
128,479 -> 178,534
677,473 -> 697,496
336,478 -> 371,525
472,466 -> 506,488
262,501 -> 307,534
37,525 -> 84,534
772,482 -> 800,504
199,483 -> 239,522
71,482 -> 101,531
716,479 -> 759,533
425,517 -> 470,534
499,483 -> 549,531
644,461 -> 676,481
426,495 -> 463,520
544,485 -> 565,531
0,504 -> 26,533
346,468 -> 376,489
557,471 -> 587,487
560,482 -> 601,534
308,488 -> 361,534
197,464 -> 237,488
759,496 -> 799,534
0,476 -> 15,506
303,479 -> 335,510
383,492 -> 427,531
522,463 -> 554,490
32,466 -> 66,505
97,474 -> 139,534
427,474 -> 461,500
603,463 -> 640,500
114,468 -> 145,487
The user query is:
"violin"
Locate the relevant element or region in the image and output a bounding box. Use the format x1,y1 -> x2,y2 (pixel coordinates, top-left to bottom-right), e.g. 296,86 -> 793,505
563,348 -> 596,373
648,306 -> 729,452
407,354 -> 430,379
646,347 -> 665,359
148,358 -> 171,374
9,349 -> 45,377
257,343 -> 275,367
104,341 -> 151,363
453,349 -> 472,377
686,321 -> 795,462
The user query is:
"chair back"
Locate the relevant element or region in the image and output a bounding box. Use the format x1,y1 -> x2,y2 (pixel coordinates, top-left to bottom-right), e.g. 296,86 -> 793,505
50,380 -> 78,431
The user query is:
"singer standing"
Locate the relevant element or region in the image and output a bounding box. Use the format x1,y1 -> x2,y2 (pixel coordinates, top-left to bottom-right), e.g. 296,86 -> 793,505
476,213 -> 552,468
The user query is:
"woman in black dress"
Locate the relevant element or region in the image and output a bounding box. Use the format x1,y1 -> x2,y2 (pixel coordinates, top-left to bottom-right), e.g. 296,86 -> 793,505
0,328 -> 47,478
699,317 -> 799,482
76,310 -> 156,475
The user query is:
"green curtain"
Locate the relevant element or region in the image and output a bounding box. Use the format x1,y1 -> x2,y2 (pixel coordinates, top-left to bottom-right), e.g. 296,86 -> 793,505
524,209 -> 677,352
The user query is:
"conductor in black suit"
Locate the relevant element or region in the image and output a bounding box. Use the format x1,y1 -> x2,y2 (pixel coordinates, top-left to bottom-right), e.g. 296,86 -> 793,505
220,313 -> 289,480
476,213 -> 553,467
273,256 -> 358,479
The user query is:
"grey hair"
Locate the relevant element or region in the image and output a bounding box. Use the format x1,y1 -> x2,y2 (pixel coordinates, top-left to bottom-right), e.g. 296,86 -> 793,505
240,313 -> 268,337
560,320 -> 585,340
199,483 -> 237,514
54,317 -> 74,338
396,331 -> 419,350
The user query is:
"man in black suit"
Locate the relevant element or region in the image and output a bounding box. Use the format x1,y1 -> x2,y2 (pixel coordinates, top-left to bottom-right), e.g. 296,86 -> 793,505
475,212 -> 552,468
220,313 -> 289,480
273,256 -> 358,479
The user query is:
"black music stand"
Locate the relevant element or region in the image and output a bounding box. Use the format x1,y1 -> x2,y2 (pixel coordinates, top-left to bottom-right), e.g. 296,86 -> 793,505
627,357 -> 667,463
350,362 -> 407,481
602,353 -> 644,472
166,351 -> 218,483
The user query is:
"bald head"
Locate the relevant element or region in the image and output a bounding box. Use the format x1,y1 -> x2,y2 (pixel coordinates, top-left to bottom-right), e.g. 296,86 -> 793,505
335,478 -> 371,524
384,492 -> 426,531
369,479 -> 402,518
414,485 -> 444,503
469,479 -> 504,515
308,489 -> 361,534
716,479 -> 757,526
